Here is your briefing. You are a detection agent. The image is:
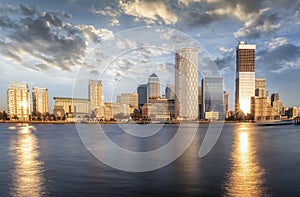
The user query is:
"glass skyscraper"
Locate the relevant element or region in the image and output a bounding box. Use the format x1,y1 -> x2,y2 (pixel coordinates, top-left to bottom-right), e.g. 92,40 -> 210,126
202,76 -> 225,120
235,41 -> 256,116
137,84 -> 148,110
175,48 -> 199,120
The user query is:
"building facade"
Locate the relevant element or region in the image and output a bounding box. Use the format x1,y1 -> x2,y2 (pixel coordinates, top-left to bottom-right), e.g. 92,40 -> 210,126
32,87 -> 49,115
137,84 -> 148,110
88,80 -> 104,113
255,79 -> 268,98
165,84 -> 175,100
202,76 -> 225,120
251,79 -> 280,121
148,73 -> 160,99
235,41 -> 256,117
271,92 -> 283,114
53,97 -> 90,118
7,82 -> 30,121
175,48 -> 199,120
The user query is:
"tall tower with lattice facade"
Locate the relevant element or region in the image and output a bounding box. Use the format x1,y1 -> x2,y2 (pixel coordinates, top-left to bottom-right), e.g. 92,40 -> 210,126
175,48 -> 199,120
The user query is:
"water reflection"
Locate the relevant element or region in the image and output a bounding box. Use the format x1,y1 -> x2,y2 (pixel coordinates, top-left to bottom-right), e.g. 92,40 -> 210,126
10,125 -> 45,197
224,124 -> 266,196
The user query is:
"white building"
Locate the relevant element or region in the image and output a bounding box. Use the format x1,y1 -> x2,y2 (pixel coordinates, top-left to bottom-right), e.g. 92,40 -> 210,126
32,87 -> 49,115
175,48 -> 199,120
7,82 -> 30,121
88,80 -> 104,113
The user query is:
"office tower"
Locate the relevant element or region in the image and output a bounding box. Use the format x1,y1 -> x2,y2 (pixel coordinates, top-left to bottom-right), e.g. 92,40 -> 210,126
7,82 -> 30,121
202,76 -> 225,120
88,80 -> 104,113
271,92 -> 283,114
235,41 -> 256,116
32,87 -> 49,115
148,73 -> 160,99
255,79 -> 268,98
175,48 -> 199,120
165,84 -> 175,100
137,84 -> 148,110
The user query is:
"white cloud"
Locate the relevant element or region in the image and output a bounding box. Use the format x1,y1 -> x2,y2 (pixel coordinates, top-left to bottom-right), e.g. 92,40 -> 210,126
90,6 -> 121,27
119,0 -> 178,25
267,37 -> 288,51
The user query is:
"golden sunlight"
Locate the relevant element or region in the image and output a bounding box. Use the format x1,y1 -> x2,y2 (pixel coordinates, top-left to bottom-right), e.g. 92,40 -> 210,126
240,99 -> 250,114
224,124 -> 265,196
10,126 -> 45,197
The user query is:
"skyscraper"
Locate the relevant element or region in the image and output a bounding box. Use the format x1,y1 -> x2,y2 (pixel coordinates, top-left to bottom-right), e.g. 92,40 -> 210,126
88,80 -> 104,113
7,82 -> 30,121
235,41 -> 256,116
175,48 -> 199,120
137,84 -> 148,110
165,84 -> 175,100
202,76 -> 225,120
32,87 -> 49,115
148,73 -> 160,99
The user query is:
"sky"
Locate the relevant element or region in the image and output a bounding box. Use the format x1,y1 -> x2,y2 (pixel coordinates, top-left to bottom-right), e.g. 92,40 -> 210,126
0,0 -> 300,112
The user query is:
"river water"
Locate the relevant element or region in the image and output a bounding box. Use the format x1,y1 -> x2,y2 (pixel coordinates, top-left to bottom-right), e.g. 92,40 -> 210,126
0,123 -> 299,196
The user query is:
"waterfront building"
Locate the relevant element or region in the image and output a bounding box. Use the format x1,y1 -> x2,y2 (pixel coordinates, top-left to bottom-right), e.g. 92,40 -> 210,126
53,97 -> 90,118
88,80 -> 104,114
202,76 -> 225,120
137,84 -> 148,110
251,97 -> 280,121
271,92 -> 283,115
148,73 -> 160,99
117,93 -> 138,115
7,82 -> 30,121
175,48 -> 199,120
142,98 -> 170,121
250,79 -> 280,121
255,79 -> 268,98
165,84 -> 175,100
235,41 -> 256,117
32,87 -> 49,115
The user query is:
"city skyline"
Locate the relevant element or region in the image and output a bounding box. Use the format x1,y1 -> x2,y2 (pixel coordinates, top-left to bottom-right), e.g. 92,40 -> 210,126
0,1 -> 300,111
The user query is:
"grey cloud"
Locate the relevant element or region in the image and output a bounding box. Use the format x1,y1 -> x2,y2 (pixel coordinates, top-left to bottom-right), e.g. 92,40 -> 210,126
214,48 -> 235,73
234,11 -> 281,39
0,3 -> 111,72
257,43 -> 300,72
19,4 -> 36,16
183,11 -> 222,26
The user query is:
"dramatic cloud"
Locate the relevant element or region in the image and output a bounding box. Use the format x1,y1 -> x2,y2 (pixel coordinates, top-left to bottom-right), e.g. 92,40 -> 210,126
0,3 -> 113,71
257,38 -> 300,73
234,8 -> 282,39
120,0 -> 178,25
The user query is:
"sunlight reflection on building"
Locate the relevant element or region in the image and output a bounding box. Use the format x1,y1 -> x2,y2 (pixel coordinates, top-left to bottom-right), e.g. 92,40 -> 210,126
224,124 -> 266,196
10,126 -> 45,197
